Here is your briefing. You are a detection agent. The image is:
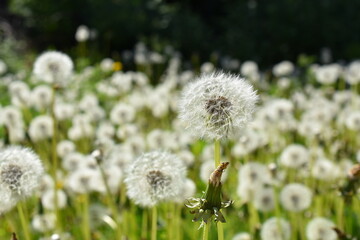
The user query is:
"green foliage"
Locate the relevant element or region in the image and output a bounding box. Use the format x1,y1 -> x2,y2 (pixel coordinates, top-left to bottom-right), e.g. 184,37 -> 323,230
7,0 -> 360,66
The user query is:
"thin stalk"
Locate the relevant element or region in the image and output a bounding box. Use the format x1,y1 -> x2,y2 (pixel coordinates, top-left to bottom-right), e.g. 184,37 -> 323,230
141,209 -> 148,239
17,203 -> 31,240
214,139 -> 225,240
82,194 -> 91,240
50,87 -> 62,231
97,163 -> 122,239
336,197 -> 344,231
202,222 -> 209,240
217,222 -> 224,240
214,140 -> 221,168
151,205 -> 157,240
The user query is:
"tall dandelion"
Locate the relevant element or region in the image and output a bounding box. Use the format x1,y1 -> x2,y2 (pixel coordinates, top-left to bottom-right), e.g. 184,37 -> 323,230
125,151 -> 187,240
179,72 -> 258,240
33,50 -> 74,232
0,146 -> 44,240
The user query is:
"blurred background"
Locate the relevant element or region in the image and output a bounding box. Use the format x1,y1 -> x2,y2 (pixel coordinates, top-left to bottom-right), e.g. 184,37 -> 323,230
1,0 -> 360,69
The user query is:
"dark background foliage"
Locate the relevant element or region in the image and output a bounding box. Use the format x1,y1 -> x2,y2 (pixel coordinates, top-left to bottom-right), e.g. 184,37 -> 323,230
3,0 -> 360,66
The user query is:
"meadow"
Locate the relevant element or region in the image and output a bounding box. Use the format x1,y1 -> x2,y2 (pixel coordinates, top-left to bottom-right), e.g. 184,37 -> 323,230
0,42 -> 359,240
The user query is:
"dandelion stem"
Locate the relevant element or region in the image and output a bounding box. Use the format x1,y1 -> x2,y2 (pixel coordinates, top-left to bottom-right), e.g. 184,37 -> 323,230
50,86 -> 62,231
217,222 -> 224,240
82,194 -> 91,240
141,209 -> 148,239
214,140 -> 221,168
202,222 -> 209,240
151,205 -> 157,240
17,203 -> 31,240
96,162 -> 122,239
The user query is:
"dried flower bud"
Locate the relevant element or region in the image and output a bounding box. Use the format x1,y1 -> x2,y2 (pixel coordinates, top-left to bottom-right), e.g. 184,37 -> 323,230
348,164 -> 360,178
186,162 -> 232,225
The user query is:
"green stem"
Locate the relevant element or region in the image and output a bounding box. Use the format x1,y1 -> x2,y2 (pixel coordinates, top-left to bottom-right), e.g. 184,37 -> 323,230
50,87 -> 62,231
151,205 -> 157,240
141,209 -> 148,239
202,222 -> 209,240
217,222 -> 224,240
17,203 -> 31,240
82,194 -> 91,240
214,140 -> 221,168
97,163 -> 122,239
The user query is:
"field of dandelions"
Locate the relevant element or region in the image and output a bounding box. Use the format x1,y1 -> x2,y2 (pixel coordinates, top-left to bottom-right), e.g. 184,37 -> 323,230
0,42 -> 360,240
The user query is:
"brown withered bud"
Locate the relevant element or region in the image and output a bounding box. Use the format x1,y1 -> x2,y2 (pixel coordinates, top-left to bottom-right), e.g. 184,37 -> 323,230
11,233 -> 18,240
348,164 -> 360,179
209,162 -> 230,187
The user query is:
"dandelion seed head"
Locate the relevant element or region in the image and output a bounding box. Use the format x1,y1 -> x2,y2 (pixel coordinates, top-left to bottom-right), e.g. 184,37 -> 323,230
279,144 -> 309,169
306,217 -> 337,240
261,217 -> 291,240
280,183 -> 312,212
125,151 -> 186,207
33,51 -> 73,85
179,72 -> 258,140
0,146 -> 44,210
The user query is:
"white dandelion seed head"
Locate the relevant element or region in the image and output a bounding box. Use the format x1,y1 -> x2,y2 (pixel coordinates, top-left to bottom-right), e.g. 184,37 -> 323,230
345,111 -> 360,131
110,103 -> 136,125
273,61 -> 294,77
0,105 -> 24,128
232,232 -> 252,240
30,85 -> 53,111
241,61 -> 259,77
238,162 -> 272,186
41,189 -> 67,210
100,58 -> 114,72
116,124 -> 139,140
62,152 -> 86,172
28,115 -> 54,142
280,183 -> 312,212
345,60 -> 360,85
200,62 -> 215,73
179,72 -> 258,140
57,140 -> 76,159
54,102 -> 75,121
96,121 -> 116,140
253,187 -> 275,212
32,213 -> 56,232
232,128 -> 262,157
125,151 -> 187,207
314,64 -> 342,85
103,145 -> 134,170
0,59 -> 7,75
9,81 -> 31,107
306,217 -> 337,240
33,51 -> 73,85
65,168 -> 102,194
260,217 -> 291,240
277,77 -> 291,89
279,144 -> 309,169
312,158 -> 341,181
0,146 -> 44,203
75,25 -> 90,42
